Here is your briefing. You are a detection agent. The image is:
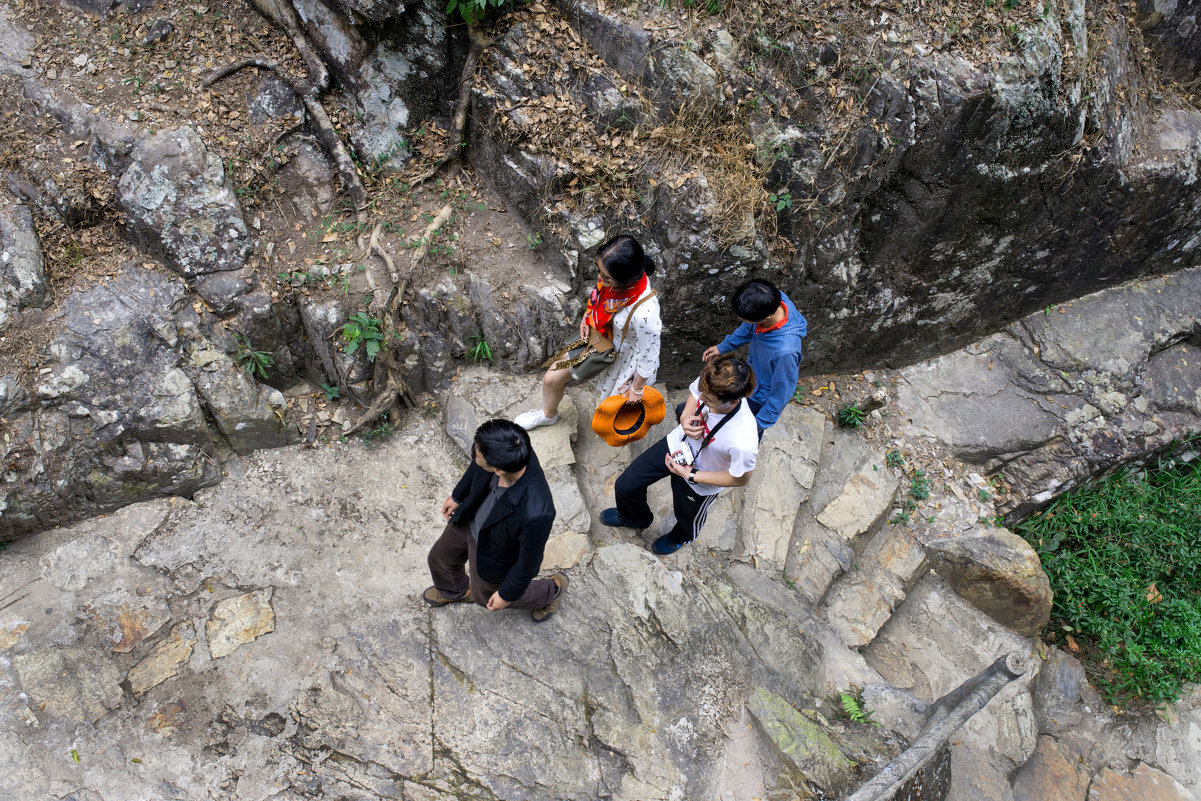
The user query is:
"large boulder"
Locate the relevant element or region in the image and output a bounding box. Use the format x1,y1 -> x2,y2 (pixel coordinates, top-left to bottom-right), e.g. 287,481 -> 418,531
293,0 -> 460,169
117,127 -> 251,278
894,266 -> 1201,517
925,528 -> 1053,637
0,266 -> 243,540
182,343 -> 298,456
1012,735 -> 1091,801
1088,763 -> 1192,801
404,271 -> 572,387
746,686 -> 854,796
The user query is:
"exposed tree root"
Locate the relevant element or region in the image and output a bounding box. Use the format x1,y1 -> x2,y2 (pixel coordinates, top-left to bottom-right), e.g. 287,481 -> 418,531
206,2 -> 488,435
343,22 -> 487,433
364,221 -> 395,285
202,58 -> 366,216
406,26 -> 486,188
248,0 -> 329,94
409,204 -> 454,269
342,203 -> 453,437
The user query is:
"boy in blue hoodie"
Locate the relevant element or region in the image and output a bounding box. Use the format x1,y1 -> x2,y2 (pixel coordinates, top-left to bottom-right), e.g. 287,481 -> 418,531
702,280 -> 807,433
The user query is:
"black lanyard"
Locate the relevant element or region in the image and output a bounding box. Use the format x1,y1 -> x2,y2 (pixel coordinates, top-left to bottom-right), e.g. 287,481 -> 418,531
691,399 -> 741,459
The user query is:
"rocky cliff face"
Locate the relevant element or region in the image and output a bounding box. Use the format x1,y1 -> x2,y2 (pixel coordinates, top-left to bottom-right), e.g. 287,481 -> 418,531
277,0 -> 1201,371
1137,0 -> 1201,82
459,0 -> 1201,375
893,264 -> 1201,520
1,0 -> 1199,539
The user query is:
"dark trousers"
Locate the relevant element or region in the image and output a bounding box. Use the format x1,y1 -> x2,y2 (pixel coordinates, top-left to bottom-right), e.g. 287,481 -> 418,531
427,521 -> 558,608
614,437 -> 720,546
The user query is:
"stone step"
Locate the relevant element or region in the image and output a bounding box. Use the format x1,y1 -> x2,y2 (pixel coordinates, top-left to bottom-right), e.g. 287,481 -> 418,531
820,521 -> 928,649
865,573 -> 1040,776
785,427 -> 901,611
738,404 -> 826,570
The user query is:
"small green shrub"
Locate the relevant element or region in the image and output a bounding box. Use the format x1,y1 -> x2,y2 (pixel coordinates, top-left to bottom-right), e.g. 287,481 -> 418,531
885,450 -> 905,469
340,312 -> 386,361
235,334 -> 273,379
661,0 -> 721,11
909,470 -> 930,501
890,498 -> 916,526
468,334 -> 494,363
446,0 -> 510,24
359,412 -> 395,447
320,382 -> 341,401
837,404 -> 865,428
1014,448 -> 1201,707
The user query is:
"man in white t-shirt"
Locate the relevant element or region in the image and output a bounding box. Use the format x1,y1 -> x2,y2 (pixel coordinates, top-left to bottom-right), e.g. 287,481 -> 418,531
601,355 -> 759,555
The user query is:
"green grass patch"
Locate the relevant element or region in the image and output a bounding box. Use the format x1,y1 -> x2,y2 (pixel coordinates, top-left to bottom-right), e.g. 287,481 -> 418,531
1014,447 -> 1201,707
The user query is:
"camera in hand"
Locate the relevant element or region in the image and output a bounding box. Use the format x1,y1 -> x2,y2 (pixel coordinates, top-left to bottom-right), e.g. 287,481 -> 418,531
666,428 -> 695,466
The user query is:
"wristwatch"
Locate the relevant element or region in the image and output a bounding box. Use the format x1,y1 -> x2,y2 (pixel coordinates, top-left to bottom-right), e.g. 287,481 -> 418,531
687,467 -> 698,484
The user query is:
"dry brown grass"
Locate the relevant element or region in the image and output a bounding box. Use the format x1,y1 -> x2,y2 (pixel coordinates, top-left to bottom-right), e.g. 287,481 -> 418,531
644,95 -> 777,249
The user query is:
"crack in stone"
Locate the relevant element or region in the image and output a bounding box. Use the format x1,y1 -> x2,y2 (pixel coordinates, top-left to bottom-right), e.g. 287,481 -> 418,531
0,576 -> 40,613
426,611 -> 437,775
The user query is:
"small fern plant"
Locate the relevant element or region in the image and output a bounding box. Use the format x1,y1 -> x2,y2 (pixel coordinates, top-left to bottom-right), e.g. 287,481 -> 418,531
839,691 -> 878,726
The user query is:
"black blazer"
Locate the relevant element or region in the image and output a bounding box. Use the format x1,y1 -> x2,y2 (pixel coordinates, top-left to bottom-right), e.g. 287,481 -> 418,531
450,452 -> 556,602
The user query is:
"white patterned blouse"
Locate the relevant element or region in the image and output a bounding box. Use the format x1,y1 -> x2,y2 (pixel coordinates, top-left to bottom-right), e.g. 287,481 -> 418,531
596,284 -> 662,399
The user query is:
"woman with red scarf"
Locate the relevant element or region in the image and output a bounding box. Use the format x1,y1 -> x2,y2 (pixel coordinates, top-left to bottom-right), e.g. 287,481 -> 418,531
515,235 -> 662,430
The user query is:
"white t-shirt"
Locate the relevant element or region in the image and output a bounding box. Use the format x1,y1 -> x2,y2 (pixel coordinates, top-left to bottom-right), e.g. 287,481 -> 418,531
670,379 -> 759,496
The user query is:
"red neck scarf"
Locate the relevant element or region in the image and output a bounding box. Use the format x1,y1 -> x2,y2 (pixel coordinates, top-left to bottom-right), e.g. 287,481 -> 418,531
585,273 -> 649,337
755,304 -> 788,334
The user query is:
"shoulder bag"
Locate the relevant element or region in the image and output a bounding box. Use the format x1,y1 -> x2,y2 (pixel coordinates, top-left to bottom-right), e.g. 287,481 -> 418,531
543,290 -> 657,380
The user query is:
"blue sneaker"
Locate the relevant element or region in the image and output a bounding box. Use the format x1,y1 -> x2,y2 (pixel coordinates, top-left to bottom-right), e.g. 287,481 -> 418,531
601,508 -> 651,529
652,535 -> 686,555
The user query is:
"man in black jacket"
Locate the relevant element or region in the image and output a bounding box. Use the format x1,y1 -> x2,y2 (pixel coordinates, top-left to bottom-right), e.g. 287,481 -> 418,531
424,419 -> 568,623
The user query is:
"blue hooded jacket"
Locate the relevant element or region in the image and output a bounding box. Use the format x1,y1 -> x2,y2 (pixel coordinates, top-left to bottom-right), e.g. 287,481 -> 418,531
716,291 -> 807,429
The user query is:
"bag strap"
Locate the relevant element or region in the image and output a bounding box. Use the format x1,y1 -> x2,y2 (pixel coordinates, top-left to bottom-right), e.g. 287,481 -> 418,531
693,399 -> 742,459
613,289 -> 657,353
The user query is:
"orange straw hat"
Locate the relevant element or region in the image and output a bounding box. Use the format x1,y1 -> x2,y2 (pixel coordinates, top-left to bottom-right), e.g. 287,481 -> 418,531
591,386 -> 666,447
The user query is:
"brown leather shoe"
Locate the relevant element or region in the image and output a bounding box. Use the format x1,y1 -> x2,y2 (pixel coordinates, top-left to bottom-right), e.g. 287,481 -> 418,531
423,585 -> 471,607
531,573 -> 568,623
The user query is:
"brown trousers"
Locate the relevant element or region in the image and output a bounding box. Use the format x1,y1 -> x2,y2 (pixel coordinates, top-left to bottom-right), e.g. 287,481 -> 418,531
427,521 -> 558,609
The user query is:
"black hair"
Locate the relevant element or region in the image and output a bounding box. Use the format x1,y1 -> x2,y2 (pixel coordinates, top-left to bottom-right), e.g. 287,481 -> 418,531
597,234 -> 656,287
474,419 -> 533,473
699,354 -> 756,403
732,279 -> 782,322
